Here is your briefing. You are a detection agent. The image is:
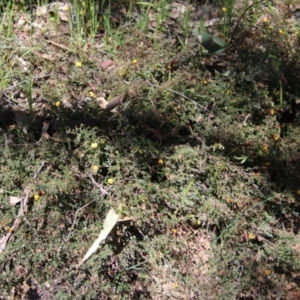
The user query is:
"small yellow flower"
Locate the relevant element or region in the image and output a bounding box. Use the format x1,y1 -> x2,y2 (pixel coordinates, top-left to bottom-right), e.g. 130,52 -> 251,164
77,152 -> 84,159
222,7 -> 227,12
55,101 -> 61,107
172,228 -> 177,234
33,194 -> 40,201
173,282 -> 179,288
63,4 -> 69,11
9,124 -> 16,130
279,29 -> 285,34
268,25 -> 273,30
273,134 -> 280,141
7,227 -> 14,233
263,17 -> 268,23
118,68 -> 128,78
79,10 -> 85,15
132,59 -> 138,64
202,79 -> 208,85
248,233 -> 255,240
226,90 -> 232,95
75,61 -> 82,68
91,143 -> 98,149
92,165 -> 99,173
88,91 -> 95,98
262,145 -> 269,153
265,269 -> 272,276
226,197 -> 232,203
107,178 -> 114,185
158,158 -> 164,165
269,109 -> 275,115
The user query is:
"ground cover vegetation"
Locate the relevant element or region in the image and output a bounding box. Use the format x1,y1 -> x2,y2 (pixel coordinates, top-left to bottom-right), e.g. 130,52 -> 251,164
0,0 -> 300,299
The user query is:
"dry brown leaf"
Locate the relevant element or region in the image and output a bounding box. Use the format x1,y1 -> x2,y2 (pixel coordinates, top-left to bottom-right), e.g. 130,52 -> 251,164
101,60 -> 115,69
170,3 -> 188,19
77,208 -> 119,268
40,122 -> 50,140
96,93 -> 128,113
9,196 -> 22,206
142,123 -> 163,144
47,2 -> 71,22
97,96 -> 111,111
33,50 -> 55,61
36,5 -> 48,16
105,93 -> 128,112
0,234 -> 11,253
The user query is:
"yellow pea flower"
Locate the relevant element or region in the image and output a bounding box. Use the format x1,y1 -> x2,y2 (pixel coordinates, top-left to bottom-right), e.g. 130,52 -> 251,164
92,165 -> 99,173
89,91 -> 95,98
34,194 -> 40,201
265,269 -> 272,276
248,233 -> 255,240
91,143 -> 98,149
107,178 -> 114,185
263,17 -> 268,23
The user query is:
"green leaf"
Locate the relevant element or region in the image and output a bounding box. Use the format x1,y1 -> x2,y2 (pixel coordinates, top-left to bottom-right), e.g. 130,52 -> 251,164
136,2 -> 155,7
192,28 -> 200,40
234,156 -> 249,164
194,30 -> 227,54
212,36 -> 226,47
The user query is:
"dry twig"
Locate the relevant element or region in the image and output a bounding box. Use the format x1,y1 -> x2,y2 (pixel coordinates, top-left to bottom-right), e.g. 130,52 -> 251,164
64,175 -> 110,242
